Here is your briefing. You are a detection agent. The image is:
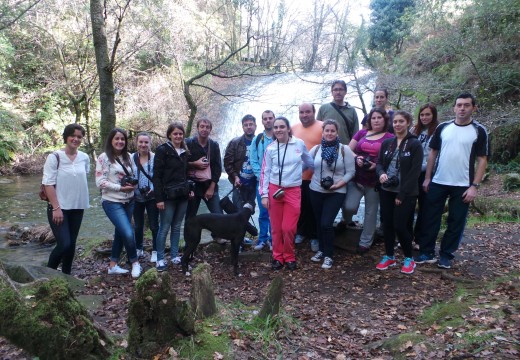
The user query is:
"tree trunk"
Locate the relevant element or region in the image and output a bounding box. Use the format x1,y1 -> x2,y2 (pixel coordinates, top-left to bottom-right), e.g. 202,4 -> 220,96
257,275 -> 283,320
0,264 -> 109,360
127,269 -> 195,358
190,263 -> 217,319
90,0 -> 116,148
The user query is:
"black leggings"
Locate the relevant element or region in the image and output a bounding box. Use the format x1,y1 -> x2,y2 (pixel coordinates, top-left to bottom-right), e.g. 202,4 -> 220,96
379,190 -> 417,258
47,206 -> 84,274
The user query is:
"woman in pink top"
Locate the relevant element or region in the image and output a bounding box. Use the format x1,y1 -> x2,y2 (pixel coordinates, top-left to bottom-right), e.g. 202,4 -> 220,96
344,108 -> 394,253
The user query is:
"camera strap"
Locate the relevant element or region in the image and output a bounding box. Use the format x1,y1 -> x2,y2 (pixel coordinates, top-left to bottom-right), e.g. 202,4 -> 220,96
133,153 -> 152,186
277,140 -> 289,186
320,145 -> 339,182
115,156 -> 134,177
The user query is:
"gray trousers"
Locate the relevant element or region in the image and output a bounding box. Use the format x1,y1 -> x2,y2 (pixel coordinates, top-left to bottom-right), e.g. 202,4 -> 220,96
343,182 -> 379,248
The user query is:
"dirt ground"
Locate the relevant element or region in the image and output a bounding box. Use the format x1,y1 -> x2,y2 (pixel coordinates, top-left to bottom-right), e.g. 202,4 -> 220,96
1,173 -> 519,359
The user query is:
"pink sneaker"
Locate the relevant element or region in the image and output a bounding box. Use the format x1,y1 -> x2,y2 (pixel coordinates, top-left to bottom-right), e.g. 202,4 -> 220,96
400,258 -> 416,274
376,255 -> 397,270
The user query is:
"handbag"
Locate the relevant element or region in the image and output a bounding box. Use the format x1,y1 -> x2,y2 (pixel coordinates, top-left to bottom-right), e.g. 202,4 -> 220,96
165,182 -> 190,200
40,152 -> 60,201
188,143 -> 212,181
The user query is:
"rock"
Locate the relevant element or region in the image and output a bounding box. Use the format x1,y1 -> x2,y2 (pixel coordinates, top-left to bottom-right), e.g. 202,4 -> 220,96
190,263 -> 217,319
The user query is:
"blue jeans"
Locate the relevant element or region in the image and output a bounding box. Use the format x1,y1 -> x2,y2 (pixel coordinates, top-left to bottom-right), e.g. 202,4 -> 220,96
309,190 -> 346,258
47,206 -> 84,274
255,188 -> 271,244
102,200 -> 137,263
157,199 -> 188,262
133,199 -> 159,251
419,182 -> 469,260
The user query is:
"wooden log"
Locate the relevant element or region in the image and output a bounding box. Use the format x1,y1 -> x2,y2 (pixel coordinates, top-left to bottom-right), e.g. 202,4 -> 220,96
190,263 -> 217,319
257,276 -> 283,321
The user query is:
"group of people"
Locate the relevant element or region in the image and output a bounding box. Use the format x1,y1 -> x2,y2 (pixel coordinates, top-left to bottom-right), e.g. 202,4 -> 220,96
42,79 -> 489,278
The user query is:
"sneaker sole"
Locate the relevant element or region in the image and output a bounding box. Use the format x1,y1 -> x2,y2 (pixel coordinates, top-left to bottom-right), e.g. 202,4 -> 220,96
376,263 -> 396,270
437,264 -> 451,269
311,258 -> 323,263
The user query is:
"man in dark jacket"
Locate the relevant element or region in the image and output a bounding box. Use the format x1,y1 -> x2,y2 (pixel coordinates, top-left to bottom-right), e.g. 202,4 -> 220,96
224,114 -> 257,208
185,118 -> 223,220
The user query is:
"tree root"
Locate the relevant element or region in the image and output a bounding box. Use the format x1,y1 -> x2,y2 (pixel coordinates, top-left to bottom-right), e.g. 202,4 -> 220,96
417,267 -> 483,284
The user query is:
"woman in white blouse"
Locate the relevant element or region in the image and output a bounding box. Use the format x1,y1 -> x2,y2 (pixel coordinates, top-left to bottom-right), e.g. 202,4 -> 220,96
42,124 -> 90,275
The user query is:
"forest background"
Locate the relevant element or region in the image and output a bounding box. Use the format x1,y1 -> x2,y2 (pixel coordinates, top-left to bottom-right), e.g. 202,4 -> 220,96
0,0 -> 518,171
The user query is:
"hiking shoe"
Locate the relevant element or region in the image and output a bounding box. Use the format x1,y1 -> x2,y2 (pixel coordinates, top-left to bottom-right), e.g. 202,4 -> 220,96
253,242 -> 265,251
131,263 -> 142,278
136,249 -> 145,258
310,239 -> 319,252
437,257 -> 452,269
414,253 -> 437,264
150,251 -> 157,263
156,259 -> 167,272
285,261 -> 297,271
272,260 -> 283,271
214,237 -> 227,244
108,265 -> 129,275
376,255 -> 397,270
294,234 -> 304,244
321,257 -> 333,269
311,251 -> 324,262
171,256 -> 181,265
401,257 -> 416,274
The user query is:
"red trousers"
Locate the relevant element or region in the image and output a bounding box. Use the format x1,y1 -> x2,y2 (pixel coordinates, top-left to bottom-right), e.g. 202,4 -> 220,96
268,184 -> 301,263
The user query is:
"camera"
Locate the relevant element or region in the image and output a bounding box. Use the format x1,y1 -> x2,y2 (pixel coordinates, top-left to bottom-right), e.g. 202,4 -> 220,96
121,176 -> 138,186
362,157 -> 372,169
321,176 -> 334,190
139,185 -> 151,195
273,188 -> 285,200
383,175 -> 399,188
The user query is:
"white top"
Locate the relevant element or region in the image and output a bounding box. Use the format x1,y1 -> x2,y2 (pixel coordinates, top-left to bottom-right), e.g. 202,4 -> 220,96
259,136 -> 314,197
42,150 -> 90,210
95,153 -> 136,202
309,144 -> 356,194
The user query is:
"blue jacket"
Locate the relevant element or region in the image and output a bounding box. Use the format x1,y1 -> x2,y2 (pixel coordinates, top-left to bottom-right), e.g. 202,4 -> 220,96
250,131 -> 275,179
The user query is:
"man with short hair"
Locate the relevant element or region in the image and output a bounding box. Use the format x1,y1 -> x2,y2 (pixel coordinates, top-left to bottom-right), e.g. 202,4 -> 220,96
317,80 -> 359,145
250,110 -> 276,250
415,93 -> 490,269
291,103 -> 322,252
185,118 -> 223,221
224,114 -> 257,207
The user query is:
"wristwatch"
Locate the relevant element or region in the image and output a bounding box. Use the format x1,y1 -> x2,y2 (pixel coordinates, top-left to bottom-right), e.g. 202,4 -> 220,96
471,183 -> 480,188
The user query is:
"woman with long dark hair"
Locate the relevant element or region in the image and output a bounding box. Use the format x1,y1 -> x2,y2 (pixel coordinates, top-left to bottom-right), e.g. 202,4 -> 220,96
344,108 -> 394,254
376,111 -> 423,274
43,124 -> 89,274
410,104 -> 439,241
260,117 -> 313,271
96,128 -> 142,278
153,122 -> 192,272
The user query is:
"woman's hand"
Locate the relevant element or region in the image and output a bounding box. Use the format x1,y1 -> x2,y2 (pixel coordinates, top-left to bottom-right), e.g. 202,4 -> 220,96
329,180 -> 346,190
189,191 -> 195,199
156,201 -> 165,210
261,197 -> 269,209
379,173 -> 388,184
194,157 -> 209,170
355,156 -> 364,167
394,198 -> 402,206
52,208 -> 63,225
120,184 -> 136,193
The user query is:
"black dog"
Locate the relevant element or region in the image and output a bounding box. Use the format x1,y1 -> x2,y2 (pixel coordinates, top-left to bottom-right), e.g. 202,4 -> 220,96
181,203 -> 254,276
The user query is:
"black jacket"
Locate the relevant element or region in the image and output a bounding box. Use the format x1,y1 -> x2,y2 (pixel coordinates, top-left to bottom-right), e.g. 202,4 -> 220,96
376,132 -> 423,201
186,136 -> 222,184
153,142 -> 189,203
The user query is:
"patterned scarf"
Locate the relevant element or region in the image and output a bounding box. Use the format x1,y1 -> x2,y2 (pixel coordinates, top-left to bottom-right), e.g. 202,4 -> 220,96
321,137 -> 340,166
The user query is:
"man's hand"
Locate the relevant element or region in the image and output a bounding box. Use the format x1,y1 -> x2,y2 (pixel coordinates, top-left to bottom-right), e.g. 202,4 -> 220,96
234,178 -> 241,188
422,178 -> 431,193
462,186 -> 477,203
156,201 -> 165,210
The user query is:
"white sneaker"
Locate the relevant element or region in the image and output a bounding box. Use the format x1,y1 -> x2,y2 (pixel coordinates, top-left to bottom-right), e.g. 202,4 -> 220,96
254,242 -> 265,251
150,251 -> 157,263
294,234 -> 304,244
136,249 -> 145,258
310,239 -> 319,252
171,256 -> 181,265
214,237 -> 227,244
131,263 -> 142,278
311,251 -> 324,262
322,257 -> 333,269
156,259 -> 167,272
108,265 -> 129,275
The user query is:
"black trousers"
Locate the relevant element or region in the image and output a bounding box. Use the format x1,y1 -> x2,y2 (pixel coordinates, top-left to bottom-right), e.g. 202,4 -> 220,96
296,180 -> 317,239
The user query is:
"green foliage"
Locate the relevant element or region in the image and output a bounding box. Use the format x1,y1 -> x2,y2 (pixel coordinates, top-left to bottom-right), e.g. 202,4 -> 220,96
368,0 -> 416,56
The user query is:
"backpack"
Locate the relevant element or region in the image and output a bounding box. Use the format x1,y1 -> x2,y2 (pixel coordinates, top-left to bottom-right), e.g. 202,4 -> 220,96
39,152 -> 60,201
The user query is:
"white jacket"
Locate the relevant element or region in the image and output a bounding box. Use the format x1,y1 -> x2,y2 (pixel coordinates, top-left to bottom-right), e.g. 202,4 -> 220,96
259,136 -> 314,197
